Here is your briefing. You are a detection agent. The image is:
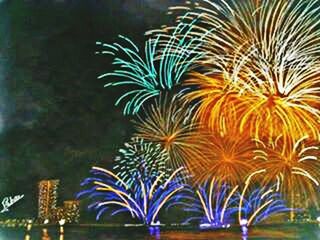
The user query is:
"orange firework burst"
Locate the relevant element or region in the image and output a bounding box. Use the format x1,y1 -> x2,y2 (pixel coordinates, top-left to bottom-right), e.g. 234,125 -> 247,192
164,0 -> 320,146
191,128 -> 259,187
133,95 -> 207,172
183,72 -> 248,134
238,88 -> 320,148
255,136 -> 320,209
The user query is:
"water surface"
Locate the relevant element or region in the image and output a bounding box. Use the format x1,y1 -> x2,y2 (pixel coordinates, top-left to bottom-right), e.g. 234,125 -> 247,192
1,224 -> 319,240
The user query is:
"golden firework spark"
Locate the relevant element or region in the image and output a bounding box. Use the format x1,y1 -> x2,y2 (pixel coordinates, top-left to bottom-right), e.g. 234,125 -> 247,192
255,136 -> 320,210
190,127 -> 260,187
183,72 -> 248,134
133,94 -> 207,173
164,0 -> 320,145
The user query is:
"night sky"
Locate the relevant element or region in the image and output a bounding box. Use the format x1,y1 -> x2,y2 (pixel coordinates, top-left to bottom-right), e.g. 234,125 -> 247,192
0,0 -> 185,220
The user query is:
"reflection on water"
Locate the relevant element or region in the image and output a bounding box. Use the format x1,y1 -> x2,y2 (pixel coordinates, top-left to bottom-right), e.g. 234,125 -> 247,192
148,226 -> 160,240
24,233 -> 31,240
41,228 -> 51,240
23,227 -> 64,240
1,224 -> 318,240
157,229 -> 296,240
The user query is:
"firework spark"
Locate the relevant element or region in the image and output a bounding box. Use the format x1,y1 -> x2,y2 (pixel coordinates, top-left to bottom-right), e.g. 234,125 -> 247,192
183,72 -> 248,133
113,137 -> 170,187
77,166 -> 187,225
97,16 -> 208,115
133,94 -> 206,173
255,136 -> 320,211
190,128 -> 259,187
183,178 -> 239,228
166,0 -> 320,144
239,185 -> 292,226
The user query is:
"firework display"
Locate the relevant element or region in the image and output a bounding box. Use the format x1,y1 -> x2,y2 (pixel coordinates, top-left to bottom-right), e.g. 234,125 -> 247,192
133,95 -> 206,172
167,0 -> 320,146
113,137 -> 170,187
183,178 -> 239,228
77,166 -> 187,225
191,128 -> 259,186
97,17 -> 209,115
238,186 -> 292,227
256,136 -> 320,210
79,0 -> 320,229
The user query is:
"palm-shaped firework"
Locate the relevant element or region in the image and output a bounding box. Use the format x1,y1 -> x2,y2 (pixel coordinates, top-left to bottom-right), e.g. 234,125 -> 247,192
97,15 -> 209,115
77,166 -> 188,225
183,178 -> 239,229
164,0 -> 320,145
255,136 -> 320,209
238,186 -> 293,226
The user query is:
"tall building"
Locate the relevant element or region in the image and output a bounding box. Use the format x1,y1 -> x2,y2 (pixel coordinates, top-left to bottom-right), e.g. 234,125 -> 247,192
52,207 -> 65,223
290,193 -> 312,222
63,200 -> 80,223
38,180 -> 60,222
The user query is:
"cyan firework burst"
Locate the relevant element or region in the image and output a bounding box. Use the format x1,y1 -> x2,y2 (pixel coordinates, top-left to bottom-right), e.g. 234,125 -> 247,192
97,15 -> 209,115
113,137 -> 170,187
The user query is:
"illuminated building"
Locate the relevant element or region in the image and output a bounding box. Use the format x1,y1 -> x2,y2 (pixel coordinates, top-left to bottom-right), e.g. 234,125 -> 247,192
290,193 -> 312,222
52,207 -> 65,223
63,200 -> 80,223
38,180 -> 80,223
38,180 -> 59,222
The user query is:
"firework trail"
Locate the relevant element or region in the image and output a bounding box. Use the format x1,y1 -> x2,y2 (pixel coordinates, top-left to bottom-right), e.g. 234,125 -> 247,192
255,136 -> 320,210
165,0 -> 320,145
238,185 -> 292,226
77,166 -> 188,225
183,178 -> 239,228
113,137 -> 170,187
97,15 -> 209,115
190,127 -> 260,187
133,94 -> 207,173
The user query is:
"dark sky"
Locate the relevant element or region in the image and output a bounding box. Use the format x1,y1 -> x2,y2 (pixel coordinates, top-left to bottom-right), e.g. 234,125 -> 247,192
0,0 -> 185,219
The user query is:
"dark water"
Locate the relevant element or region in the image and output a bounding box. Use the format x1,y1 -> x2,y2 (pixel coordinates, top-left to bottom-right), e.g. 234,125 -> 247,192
1,225 -> 320,240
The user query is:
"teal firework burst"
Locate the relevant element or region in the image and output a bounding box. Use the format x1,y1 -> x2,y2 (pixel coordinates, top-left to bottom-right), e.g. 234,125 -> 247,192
96,15 -> 209,115
113,137 -> 171,187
